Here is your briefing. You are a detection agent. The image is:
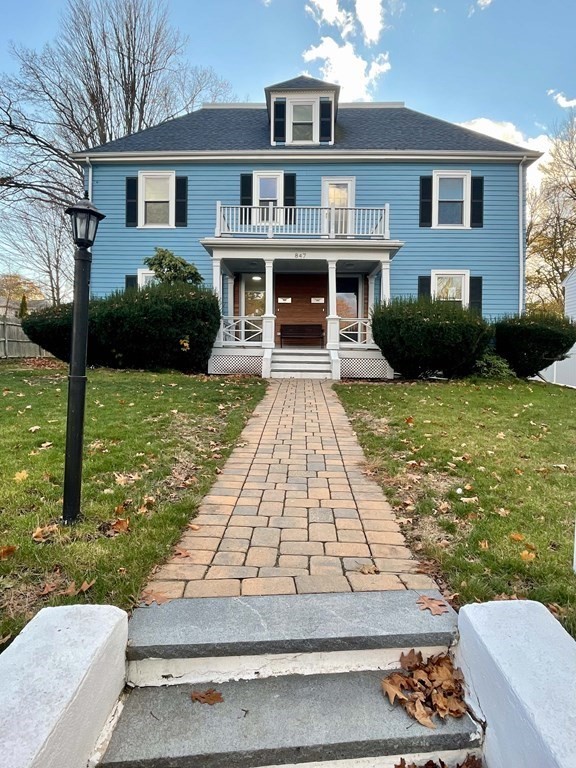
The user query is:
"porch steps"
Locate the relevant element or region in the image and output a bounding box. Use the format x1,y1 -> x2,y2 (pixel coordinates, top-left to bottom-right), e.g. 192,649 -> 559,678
270,348 -> 332,379
99,592 -> 483,768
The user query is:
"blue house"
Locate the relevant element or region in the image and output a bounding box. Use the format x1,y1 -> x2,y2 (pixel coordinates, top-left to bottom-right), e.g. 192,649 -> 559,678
72,75 -> 540,379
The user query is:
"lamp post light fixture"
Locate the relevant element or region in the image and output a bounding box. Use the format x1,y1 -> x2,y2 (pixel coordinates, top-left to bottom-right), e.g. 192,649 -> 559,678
62,192 -> 105,525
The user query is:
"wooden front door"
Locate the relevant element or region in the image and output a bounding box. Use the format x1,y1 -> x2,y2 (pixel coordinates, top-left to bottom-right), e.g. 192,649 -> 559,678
274,273 -> 328,343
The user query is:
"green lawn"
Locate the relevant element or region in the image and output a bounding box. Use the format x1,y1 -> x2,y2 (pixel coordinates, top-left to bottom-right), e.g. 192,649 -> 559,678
0,360 -> 266,643
335,379 -> 576,635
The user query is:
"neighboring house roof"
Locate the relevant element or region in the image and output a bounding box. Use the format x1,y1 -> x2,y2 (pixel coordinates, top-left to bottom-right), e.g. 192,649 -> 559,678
79,105 -> 540,157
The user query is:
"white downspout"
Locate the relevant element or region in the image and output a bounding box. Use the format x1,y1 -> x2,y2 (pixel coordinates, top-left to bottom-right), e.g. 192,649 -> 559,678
519,155 -> 528,314
85,156 -> 93,200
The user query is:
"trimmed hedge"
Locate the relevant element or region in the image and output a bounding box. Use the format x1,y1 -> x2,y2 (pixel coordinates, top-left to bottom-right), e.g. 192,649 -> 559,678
372,298 -> 493,379
494,312 -> 576,378
22,282 -> 221,373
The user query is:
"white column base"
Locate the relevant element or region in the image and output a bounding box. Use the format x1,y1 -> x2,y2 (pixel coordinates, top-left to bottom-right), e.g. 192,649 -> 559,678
261,315 -> 276,348
326,316 -> 340,349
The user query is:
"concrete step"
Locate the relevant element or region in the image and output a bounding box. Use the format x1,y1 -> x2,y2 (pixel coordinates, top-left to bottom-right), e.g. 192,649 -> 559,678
100,670 -> 482,768
127,592 -> 457,687
271,362 -> 332,371
270,371 -> 333,379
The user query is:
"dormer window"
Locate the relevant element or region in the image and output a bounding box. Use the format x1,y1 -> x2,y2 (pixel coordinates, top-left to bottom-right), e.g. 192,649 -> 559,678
291,103 -> 314,142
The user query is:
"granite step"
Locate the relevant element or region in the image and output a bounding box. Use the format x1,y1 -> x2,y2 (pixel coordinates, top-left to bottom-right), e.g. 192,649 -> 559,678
127,591 -> 457,687
100,670 -> 482,768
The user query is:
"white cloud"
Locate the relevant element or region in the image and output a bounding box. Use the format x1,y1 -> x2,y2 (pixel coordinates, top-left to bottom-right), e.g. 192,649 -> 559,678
459,117 -> 551,188
305,0 -> 355,38
468,0 -> 493,16
433,6 -> 445,12
354,0 -> 383,45
302,36 -> 391,100
547,89 -> 576,109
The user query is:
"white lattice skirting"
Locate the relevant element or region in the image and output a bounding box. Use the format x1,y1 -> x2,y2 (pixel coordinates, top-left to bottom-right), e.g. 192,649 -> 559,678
340,356 -> 392,379
209,354 -> 263,376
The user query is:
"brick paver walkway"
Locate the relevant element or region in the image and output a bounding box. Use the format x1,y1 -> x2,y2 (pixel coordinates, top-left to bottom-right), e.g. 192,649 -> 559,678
145,379 -> 436,599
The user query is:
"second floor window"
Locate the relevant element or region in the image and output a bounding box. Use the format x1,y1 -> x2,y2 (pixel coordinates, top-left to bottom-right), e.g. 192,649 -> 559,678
433,171 -> 471,228
254,172 -> 284,222
139,171 -> 175,227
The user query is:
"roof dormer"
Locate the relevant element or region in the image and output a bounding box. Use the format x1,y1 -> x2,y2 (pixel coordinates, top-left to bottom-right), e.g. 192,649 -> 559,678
264,75 -> 340,147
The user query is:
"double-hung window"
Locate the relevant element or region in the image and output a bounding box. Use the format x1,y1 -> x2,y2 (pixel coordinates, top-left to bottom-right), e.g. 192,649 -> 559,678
138,171 -> 175,227
253,172 -> 284,223
431,270 -> 470,307
287,101 -> 317,144
432,171 -> 471,228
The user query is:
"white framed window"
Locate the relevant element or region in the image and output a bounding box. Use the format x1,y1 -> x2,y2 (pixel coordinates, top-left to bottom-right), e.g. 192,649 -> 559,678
287,100 -> 318,144
432,171 -> 471,229
138,171 -> 175,227
137,269 -> 157,288
253,171 -> 284,223
431,269 -> 470,307
321,177 -> 356,235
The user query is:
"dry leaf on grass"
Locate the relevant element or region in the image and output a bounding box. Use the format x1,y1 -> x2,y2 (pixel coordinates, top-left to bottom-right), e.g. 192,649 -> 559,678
39,582 -> 58,596
416,595 -> 449,615
32,524 -> 59,543
59,579 -> 95,597
510,532 -> 524,542
0,545 -> 17,560
191,688 -> 224,705
13,470 -> 28,482
384,652 -> 467,730
520,550 -> 536,562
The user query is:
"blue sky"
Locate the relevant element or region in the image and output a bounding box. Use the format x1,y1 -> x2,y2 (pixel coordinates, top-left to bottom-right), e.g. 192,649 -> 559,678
0,0 -> 573,161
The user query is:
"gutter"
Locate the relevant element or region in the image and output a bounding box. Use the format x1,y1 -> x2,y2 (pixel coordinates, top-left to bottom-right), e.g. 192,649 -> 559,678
85,156 -> 93,199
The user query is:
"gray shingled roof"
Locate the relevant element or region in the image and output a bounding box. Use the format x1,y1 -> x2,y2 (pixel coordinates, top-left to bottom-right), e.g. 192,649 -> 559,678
83,105 -> 536,155
264,75 -> 340,92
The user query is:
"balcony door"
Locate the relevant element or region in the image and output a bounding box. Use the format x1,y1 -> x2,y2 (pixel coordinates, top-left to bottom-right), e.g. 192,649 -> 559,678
322,177 -> 355,236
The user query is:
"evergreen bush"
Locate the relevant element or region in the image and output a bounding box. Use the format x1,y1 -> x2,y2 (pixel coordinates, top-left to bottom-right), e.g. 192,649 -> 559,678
471,350 -> 516,379
494,311 -> 576,378
371,298 -> 493,379
22,282 -> 220,373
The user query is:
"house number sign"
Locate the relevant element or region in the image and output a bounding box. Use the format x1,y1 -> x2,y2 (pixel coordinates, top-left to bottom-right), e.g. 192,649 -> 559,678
294,252 -> 307,258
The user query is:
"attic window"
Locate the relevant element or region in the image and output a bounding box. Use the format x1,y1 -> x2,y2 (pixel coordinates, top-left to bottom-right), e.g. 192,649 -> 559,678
292,104 -> 313,141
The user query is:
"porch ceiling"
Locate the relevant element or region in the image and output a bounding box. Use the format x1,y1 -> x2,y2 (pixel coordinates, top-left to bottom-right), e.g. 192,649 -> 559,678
219,258 -> 380,274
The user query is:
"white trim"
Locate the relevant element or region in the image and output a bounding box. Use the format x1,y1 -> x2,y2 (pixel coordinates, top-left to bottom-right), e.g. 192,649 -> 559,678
253,171 -> 284,224
431,269 -> 470,307
137,170 -> 175,228
73,150 -> 542,163
137,268 -> 156,288
519,157 -> 527,314
432,170 -> 471,229
201,238 -> 403,258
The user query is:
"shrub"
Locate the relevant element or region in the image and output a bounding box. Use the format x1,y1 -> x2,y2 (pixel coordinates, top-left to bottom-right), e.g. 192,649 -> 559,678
22,282 -> 221,373
143,247 -> 203,286
494,311 -> 576,378
371,298 -> 493,379
471,350 -> 516,380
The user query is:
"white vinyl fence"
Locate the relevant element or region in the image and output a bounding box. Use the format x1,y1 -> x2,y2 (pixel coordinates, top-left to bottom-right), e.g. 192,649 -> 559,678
0,317 -> 51,359
538,344 -> 576,388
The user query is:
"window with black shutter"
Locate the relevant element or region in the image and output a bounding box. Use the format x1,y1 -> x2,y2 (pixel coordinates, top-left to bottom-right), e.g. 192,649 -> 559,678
175,176 -> 188,227
240,174 -> 253,225
469,276 -> 483,314
471,177 -> 484,228
125,274 -> 138,290
284,173 -> 296,225
273,99 -> 286,143
320,100 -> 332,143
418,275 -> 432,298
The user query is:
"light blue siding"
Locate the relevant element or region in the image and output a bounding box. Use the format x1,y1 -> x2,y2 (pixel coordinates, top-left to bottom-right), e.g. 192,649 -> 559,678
90,160 -> 520,317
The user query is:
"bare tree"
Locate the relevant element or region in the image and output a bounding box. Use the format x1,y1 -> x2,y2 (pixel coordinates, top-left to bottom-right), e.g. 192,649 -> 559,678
526,115 -> 576,313
0,0 -> 235,206
0,202 -> 73,305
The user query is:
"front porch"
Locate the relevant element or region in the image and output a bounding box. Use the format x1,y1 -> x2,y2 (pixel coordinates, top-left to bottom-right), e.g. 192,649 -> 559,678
202,215 -> 403,380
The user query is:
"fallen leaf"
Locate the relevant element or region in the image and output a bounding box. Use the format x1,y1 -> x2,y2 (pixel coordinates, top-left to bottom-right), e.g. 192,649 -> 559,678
382,674 -> 409,705
79,579 -> 96,593
174,546 -> 191,558
520,550 -> 536,562
191,688 -> 224,705
479,540 -> 489,550
400,649 -> 423,670
141,588 -> 171,606
28,425 -> 41,433
0,634 -> 12,645
0,545 -> 17,560
405,416 -> 414,424
460,496 -> 479,504
39,582 -> 58,596
187,523 -> 201,531
39,441 -> 53,450
510,532 -> 524,542
60,581 -> 78,596
417,595 -> 449,615
111,517 -> 130,534
14,470 -> 28,482
553,464 -> 568,471
358,563 -> 380,575
32,524 -> 59,543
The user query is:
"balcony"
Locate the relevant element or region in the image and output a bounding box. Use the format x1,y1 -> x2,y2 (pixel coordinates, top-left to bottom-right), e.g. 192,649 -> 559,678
215,203 -> 390,240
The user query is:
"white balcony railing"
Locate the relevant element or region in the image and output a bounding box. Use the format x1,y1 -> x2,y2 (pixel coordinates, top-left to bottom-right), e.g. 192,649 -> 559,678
338,318 -> 374,346
215,203 -> 390,239
220,316 -> 263,345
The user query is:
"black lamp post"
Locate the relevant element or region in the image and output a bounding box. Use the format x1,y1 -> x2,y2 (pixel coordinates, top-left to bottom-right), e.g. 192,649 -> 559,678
62,192 -> 105,525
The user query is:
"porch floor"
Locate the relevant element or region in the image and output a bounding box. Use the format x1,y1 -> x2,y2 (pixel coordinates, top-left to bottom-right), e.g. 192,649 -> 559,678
144,380 -> 436,598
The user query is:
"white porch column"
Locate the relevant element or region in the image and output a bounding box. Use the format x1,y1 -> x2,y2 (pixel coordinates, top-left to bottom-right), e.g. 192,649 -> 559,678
368,275 -> 376,314
380,259 -> 391,304
212,257 -> 222,302
226,275 -> 235,317
262,258 -> 276,348
326,258 -> 339,350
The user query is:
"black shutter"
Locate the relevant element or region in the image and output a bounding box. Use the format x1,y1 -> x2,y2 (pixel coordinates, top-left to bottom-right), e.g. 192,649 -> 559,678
320,100 -> 332,143
126,177 -> 138,227
418,275 -> 432,299
469,276 -> 483,314
273,99 -> 286,143
125,275 -> 138,290
175,176 -> 188,227
240,173 -> 253,224
419,176 -> 433,227
284,173 -> 296,225
471,177 -> 484,228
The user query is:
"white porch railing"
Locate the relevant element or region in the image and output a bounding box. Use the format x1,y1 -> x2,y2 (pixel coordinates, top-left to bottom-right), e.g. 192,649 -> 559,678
215,203 -> 390,239
338,318 -> 374,346
220,316 -> 263,345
